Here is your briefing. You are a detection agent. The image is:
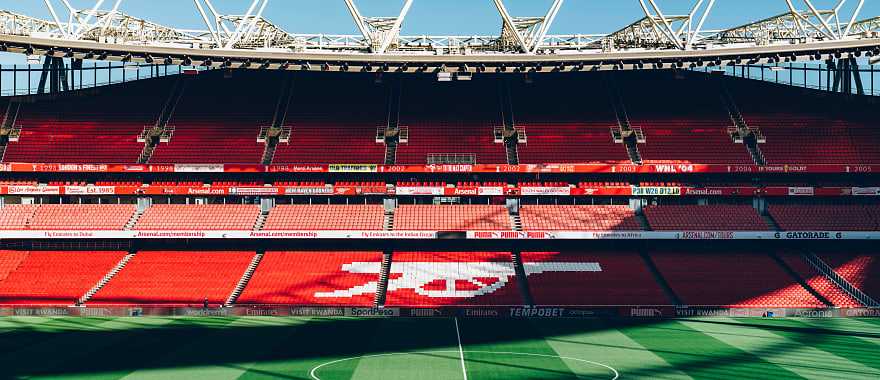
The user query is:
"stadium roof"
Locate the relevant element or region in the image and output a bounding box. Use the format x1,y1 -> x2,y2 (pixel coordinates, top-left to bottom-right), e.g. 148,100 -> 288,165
0,0 -> 878,73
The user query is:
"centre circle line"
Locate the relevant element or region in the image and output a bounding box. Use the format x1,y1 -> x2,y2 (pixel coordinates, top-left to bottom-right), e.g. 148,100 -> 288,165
308,350 -> 619,380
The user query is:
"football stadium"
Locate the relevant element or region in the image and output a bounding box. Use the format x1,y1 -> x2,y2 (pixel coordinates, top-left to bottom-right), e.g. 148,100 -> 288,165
0,0 -> 879,379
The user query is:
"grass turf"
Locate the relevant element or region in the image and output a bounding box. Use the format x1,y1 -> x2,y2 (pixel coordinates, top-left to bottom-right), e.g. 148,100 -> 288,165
0,317 -> 878,379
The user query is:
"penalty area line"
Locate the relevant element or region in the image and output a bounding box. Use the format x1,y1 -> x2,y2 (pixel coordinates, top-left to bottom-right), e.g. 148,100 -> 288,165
454,317 -> 468,380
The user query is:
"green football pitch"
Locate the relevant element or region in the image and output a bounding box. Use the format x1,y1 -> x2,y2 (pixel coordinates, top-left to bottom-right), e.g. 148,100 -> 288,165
1,316 -> 879,379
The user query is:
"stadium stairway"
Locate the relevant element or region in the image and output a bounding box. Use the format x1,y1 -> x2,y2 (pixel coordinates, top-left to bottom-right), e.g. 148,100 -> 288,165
253,211 -> 269,231
383,78 -> 402,165
383,210 -> 394,231
499,79 -> 520,165
605,74 -> 642,164
261,74 -> 295,165
124,209 -> 145,230
383,136 -> 399,165
718,78 -> 766,165
0,102 -> 21,161
261,140 -> 278,165
1,101 -> 20,130
509,212 -> 523,231
504,136 -> 520,165
511,251 -> 534,306
761,212 -> 782,231
768,252 -> 834,307
636,212 -> 652,231
804,252 -> 880,307
78,251 -> 137,305
225,252 -> 264,307
639,249 -> 682,306
374,251 -> 393,306
139,76 -> 188,164
0,251 -> 28,282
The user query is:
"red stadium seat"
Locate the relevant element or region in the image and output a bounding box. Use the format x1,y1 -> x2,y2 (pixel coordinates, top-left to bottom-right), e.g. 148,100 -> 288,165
29,204 -> 136,230
818,252 -> 880,300
0,204 -> 135,230
384,252 -> 523,306
0,250 -> 126,305
777,251 -> 861,307
134,204 -> 261,230
644,205 -> 769,231
396,78 -> 506,164
520,205 -> 642,231
149,72 -> 274,164
768,204 -> 880,231
0,205 -> 39,230
237,251 -> 382,306
263,204 -> 385,230
522,251 -> 669,306
652,250 -> 825,307
393,205 -> 511,230
620,72 -> 754,164
273,74 -> 387,164
88,251 -> 254,306
730,79 -> 880,164
3,78 -> 169,164
511,74 -> 630,164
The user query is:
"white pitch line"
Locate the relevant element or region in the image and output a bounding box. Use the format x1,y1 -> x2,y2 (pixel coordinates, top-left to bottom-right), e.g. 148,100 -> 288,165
308,350 -> 619,380
454,317 -> 469,380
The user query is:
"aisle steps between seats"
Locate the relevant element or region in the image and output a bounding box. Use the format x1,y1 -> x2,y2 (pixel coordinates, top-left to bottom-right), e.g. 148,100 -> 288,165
374,251 -> 393,306
254,211 -> 269,231
124,209 -> 144,231
78,252 -> 136,305
225,252 -> 264,307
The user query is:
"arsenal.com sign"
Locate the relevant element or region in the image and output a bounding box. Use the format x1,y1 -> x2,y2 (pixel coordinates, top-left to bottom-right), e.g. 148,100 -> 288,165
0,230 -> 875,240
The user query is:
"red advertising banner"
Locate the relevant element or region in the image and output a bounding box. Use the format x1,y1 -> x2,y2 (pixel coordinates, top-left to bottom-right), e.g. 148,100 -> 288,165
2,162 -> 879,174
0,185 -> 875,197
682,187 -> 758,196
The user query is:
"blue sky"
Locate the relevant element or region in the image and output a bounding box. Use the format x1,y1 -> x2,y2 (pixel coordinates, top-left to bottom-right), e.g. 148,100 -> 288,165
0,0 -> 877,64
4,0 -> 877,36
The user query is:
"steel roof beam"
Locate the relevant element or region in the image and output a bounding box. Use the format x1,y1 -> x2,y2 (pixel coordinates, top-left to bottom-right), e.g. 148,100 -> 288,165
633,0 -> 715,50
344,0 -> 412,53
0,1 -> 873,58
493,0 -> 564,54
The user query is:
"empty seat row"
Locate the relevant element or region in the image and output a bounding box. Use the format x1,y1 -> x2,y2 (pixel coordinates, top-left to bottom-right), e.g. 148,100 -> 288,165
520,205 -> 642,231
89,251 -> 254,306
769,204 -> 880,231
644,205 -> 769,231
392,205 -> 511,230
263,204 -> 385,230
0,204 -> 135,230
0,250 -> 126,305
2,204 -> 879,232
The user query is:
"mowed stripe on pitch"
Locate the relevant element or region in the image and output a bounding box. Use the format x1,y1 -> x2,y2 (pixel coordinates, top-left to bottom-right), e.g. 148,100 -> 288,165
238,317 -> 389,380
725,318 -> 880,372
4,317 -> 180,380
536,319 -> 692,379
456,319 -> 588,379
798,318 -> 880,346
118,317 -> 285,380
348,319 -> 464,380
618,319 -> 805,379
679,318 -> 880,379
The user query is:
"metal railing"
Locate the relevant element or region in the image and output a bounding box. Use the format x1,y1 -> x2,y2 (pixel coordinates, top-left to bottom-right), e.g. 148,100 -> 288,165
0,60 -> 203,97
804,252 -> 879,307
694,62 -> 880,97
427,153 -> 476,165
